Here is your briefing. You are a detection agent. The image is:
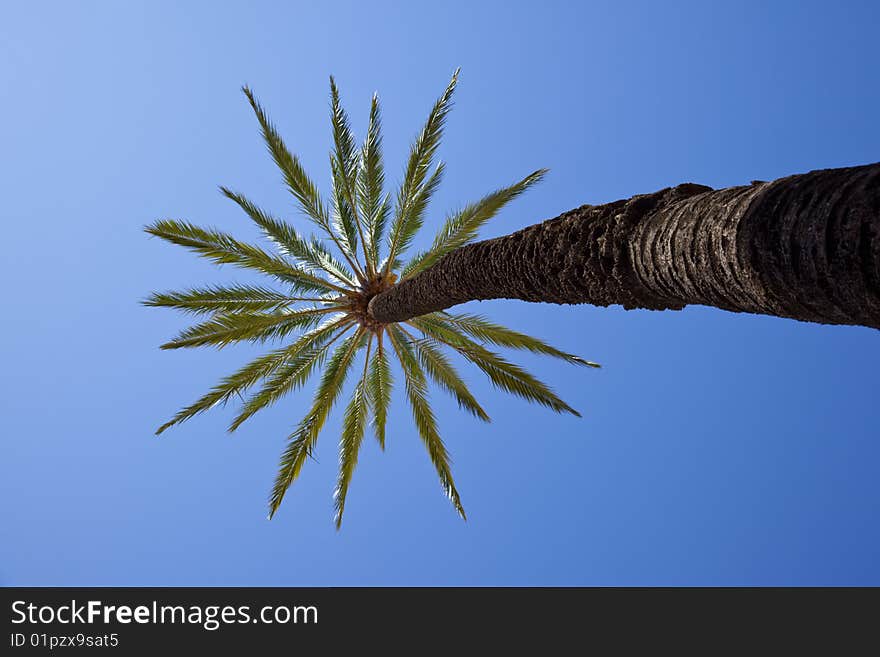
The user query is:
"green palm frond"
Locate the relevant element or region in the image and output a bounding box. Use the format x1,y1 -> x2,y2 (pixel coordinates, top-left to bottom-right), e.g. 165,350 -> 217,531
147,71 -> 597,525
402,169 -> 548,278
242,85 -> 364,279
369,195 -> 391,270
399,326 -> 489,421
160,307 -> 340,350
241,86 -> 329,228
435,312 -> 599,367
330,77 -> 372,273
307,238 -> 361,289
269,328 -> 366,518
329,77 -> 359,191
387,324 -> 466,520
334,336 -> 373,528
145,219 -> 346,295
155,348 -> 296,435
144,284 -> 322,316
154,314 -> 352,435
366,334 -> 393,449
408,315 -> 580,416
388,161 -> 445,264
384,69 -> 458,271
228,317 -> 354,431
220,187 -> 358,287
330,154 -> 361,262
227,340 -> 336,432
358,94 -> 387,269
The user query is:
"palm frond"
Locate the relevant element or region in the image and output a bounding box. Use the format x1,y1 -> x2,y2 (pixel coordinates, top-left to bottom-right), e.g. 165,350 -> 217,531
329,77 -> 359,185
330,154 -> 361,263
366,332 -> 393,449
387,324 -> 466,519
228,328 -> 351,432
408,316 -> 580,416
334,336 -> 373,528
160,307 -> 341,350
307,238 -> 361,288
358,94 -> 387,269
155,347 -> 296,435
398,326 -> 489,421
156,315 -> 352,435
402,169 -> 547,278
242,85 -> 364,278
369,194 -> 391,271
386,161 -> 445,266
268,328 -> 366,518
436,312 -> 599,367
241,86 -> 329,228
145,219 -> 346,295
144,284 -> 322,316
384,69 -> 459,271
377,251 -> 403,277
330,77 -> 372,272
220,187 -> 358,287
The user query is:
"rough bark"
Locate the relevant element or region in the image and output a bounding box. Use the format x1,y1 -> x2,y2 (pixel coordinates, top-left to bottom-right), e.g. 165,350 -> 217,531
368,163 -> 880,329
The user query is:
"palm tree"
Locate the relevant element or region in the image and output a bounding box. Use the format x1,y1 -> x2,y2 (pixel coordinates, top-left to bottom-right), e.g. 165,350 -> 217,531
145,70 -> 598,526
369,163 -> 880,329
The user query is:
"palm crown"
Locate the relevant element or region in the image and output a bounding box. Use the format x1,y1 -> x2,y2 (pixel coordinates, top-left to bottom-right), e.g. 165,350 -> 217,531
145,70 -> 598,527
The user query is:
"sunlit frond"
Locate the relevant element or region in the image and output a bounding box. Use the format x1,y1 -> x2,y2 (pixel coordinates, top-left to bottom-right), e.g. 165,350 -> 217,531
387,324 -> 466,519
330,154 -> 360,262
334,336 -> 373,528
241,86 -> 329,228
160,307 -> 340,350
436,312 -> 599,367
269,328 -> 367,518
144,284 -> 322,316
220,187 -> 358,287
384,69 -> 459,271
329,77 -> 358,184
307,238 -> 361,288
386,161 -> 445,270
358,94 -> 387,269
145,219 -> 346,295
156,348 -> 294,435
369,194 -> 391,270
408,316 -> 580,416
402,169 -> 548,278
155,315 -> 351,435
243,85 -> 364,278
366,333 -> 393,449
228,319 -> 355,431
330,77 -> 372,272
398,326 -> 489,421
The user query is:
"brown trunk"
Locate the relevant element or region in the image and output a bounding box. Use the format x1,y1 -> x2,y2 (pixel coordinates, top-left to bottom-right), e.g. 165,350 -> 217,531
368,163 -> 880,329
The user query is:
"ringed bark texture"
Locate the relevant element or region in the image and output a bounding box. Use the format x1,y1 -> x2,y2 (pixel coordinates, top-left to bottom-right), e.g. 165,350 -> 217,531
369,163 -> 880,329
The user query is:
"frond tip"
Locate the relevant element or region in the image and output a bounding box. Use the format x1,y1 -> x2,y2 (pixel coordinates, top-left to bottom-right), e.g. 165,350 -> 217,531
334,335 -> 373,528
268,328 -> 366,518
388,324 -> 466,520
402,168 -> 549,278
408,315 -> 582,417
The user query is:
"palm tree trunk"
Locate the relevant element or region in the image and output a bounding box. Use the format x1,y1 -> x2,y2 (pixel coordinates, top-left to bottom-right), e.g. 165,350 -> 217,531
369,163 -> 880,329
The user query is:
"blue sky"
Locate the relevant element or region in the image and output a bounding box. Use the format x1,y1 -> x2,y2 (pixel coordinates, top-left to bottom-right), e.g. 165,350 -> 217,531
1,0 -> 878,585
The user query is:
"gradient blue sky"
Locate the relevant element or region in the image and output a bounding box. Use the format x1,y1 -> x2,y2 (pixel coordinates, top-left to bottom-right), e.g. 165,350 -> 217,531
2,1 -> 878,586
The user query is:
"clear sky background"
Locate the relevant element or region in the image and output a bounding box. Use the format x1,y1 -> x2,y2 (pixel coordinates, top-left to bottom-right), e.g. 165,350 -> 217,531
2,1 -> 878,586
